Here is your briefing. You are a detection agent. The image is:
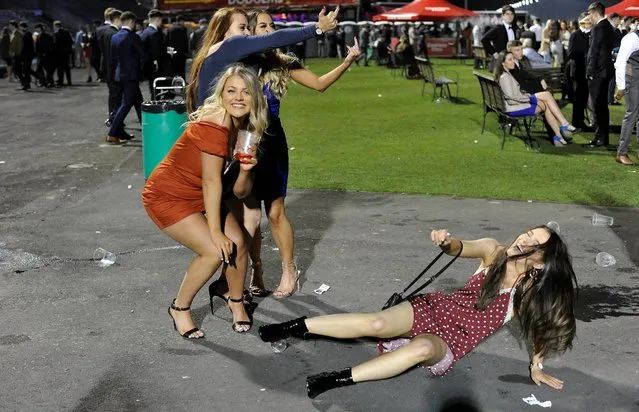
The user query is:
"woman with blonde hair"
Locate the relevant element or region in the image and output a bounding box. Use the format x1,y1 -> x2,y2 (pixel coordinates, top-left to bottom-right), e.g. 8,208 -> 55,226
142,64 -> 267,338
242,10 -> 361,299
186,6 -> 340,113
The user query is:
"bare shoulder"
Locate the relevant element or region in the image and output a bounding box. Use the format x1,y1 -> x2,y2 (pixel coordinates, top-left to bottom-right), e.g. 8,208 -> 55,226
200,110 -> 231,129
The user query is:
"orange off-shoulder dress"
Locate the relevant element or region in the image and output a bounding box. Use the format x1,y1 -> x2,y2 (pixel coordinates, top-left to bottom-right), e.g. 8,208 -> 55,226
142,121 -> 230,230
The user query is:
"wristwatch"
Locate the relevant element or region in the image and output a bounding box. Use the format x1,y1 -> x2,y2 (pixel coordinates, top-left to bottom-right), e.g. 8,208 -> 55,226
315,26 -> 323,35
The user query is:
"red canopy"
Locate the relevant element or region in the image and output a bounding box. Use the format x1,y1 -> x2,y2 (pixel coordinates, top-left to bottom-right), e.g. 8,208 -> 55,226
606,0 -> 639,17
373,0 -> 478,22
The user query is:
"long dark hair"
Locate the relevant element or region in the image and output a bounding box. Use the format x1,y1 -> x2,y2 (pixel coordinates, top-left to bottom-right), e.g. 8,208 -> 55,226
477,226 -> 578,357
493,51 -> 511,81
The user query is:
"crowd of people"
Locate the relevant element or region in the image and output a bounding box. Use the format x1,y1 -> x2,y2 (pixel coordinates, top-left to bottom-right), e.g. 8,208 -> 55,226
479,2 -> 639,166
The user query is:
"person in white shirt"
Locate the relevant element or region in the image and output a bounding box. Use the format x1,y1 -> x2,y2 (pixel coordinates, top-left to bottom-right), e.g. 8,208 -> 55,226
522,38 -> 551,68
613,29 -> 639,165
530,18 -> 542,49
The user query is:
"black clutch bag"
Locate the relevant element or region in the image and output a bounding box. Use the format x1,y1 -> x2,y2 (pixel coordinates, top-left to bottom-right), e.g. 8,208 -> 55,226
381,242 -> 463,311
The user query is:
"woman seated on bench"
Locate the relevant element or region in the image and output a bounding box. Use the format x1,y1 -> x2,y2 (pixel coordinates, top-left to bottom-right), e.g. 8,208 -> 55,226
495,51 -> 578,147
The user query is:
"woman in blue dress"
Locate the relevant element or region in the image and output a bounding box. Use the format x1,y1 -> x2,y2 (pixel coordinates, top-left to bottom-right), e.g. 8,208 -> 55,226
245,10 -> 361,299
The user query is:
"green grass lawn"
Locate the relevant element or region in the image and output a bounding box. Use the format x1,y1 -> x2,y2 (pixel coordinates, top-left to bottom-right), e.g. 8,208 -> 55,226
277,58 -> 638,207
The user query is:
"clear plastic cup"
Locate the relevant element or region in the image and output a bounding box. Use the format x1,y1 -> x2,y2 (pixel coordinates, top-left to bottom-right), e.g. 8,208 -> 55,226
270,339 -> 288,353
546,221 -> 560,233
233,130 -> 260,164
592,213 -> 614,226
595,252 -> 616,267
93,248 -> 116,267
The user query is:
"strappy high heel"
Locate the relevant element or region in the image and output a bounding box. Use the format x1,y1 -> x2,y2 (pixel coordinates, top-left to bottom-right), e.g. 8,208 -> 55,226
168,299 -> 204,339
273,261 -> 301,299
208,280 -> 253,316
249,260 -> 269,297
225,296 -> 253,333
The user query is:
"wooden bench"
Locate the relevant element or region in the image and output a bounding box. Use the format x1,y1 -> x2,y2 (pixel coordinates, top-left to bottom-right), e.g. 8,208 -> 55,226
472,46 -> 491,70
528,67 -> 565,95
474,71 -> 540,150
417,57 -> 458,101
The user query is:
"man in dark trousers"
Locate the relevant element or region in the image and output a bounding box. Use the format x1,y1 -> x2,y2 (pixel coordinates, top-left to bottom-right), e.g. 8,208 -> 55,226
140,9 -> 164,99
106,12 -> 147,144
584,2 -> 615,148
190,18 -> 207,55
34,23 -> 54,88
166,15 -> 189,79
101,9 -> 122,127
52,21 -> 73,86
567,14 -> 592,130
481,5 -> 518,71
19,22 -> 33,90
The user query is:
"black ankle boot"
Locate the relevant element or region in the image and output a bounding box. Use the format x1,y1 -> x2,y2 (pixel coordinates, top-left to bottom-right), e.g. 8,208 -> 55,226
258,316 -> 308,342
306,368 -> 355,399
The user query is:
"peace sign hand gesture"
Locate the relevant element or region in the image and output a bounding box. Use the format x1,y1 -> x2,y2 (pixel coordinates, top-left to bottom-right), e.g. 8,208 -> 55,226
317,6 -> 340,33
344,37 -> 362,63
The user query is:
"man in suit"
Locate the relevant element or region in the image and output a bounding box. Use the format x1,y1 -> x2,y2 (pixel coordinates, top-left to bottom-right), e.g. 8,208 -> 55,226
190,18 -> 207,55
106,12 -> 147,144
52,21 -> 73,86
166,15 -> 189,79
584,2 -> 615,148
567,14 -> 592,130
95,8 -> 115,81
481,5 -> 518,70
18,22 -> 33,90
34,23 -> 54,88
101,9 -> 122,127
140,9 -> 164,99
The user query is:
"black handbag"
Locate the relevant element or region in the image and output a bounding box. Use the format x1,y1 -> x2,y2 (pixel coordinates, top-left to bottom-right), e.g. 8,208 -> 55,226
381,242 -> 463,311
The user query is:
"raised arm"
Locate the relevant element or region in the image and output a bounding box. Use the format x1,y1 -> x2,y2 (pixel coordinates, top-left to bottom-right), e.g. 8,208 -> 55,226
290,37 -> 361,92
431,229 -> 500,267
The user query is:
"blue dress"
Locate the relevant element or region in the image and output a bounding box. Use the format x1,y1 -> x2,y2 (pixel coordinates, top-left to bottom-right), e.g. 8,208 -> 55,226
252,84 -> 289,203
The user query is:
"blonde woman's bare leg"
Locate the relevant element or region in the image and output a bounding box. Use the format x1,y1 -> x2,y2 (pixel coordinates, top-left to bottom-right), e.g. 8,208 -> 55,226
162,213 -> 225,338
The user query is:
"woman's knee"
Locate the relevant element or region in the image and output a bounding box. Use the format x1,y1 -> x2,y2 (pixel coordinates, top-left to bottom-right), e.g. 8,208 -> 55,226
407,337 -> 437,362
267,202 -> 287,226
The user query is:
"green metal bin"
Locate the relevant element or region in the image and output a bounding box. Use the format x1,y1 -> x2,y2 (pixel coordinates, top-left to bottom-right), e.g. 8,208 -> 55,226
141,100 -> 187,179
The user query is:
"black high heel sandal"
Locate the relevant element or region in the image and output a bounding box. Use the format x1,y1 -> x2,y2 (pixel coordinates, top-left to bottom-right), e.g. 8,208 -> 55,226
167,299 -> 204,339
225,296 -> 253,333
208,280 -> 256,316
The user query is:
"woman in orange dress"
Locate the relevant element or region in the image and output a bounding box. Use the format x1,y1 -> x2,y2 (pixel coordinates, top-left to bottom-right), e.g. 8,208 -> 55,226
142,64 -> 267,338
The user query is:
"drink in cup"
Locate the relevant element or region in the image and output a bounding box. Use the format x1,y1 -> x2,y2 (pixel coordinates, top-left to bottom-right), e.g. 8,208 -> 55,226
234,130 -> 260,164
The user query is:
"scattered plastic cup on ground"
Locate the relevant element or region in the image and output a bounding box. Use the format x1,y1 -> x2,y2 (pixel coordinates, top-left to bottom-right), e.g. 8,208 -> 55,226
93,248 -> 117,267
592,213 -> 614,226
595,252 -> 616,267
314,283 -> 331,295
270,339 -> 288,353
546,221 -> 560,233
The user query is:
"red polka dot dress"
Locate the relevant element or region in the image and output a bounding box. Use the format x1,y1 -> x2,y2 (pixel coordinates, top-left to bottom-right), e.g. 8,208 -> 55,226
379,267 -> 515,375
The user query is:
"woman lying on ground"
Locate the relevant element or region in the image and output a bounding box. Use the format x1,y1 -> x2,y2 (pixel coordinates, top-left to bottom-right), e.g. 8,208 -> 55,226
495,51 -> 579,147
142,64 -> 267,337
186,6 -> 339,113
258,226 -> 578,398
241,9 -> 361,300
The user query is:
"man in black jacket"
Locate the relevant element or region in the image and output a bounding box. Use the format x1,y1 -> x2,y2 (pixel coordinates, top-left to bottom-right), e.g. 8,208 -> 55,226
19,21 -> 33,90
481,5 -> 518,71
52,21 -> 73,86
101,9 -> 122,126
166,15 -> 189,79
34,23 -> 54,88
95,7 -> 115,81
584,2 -> 615,147
567,14 -> 591,129
140,9 -> 164,99
190,19 -> 207,55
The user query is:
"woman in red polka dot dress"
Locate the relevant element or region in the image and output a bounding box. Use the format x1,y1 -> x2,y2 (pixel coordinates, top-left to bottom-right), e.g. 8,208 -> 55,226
258,225 -> 578,399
